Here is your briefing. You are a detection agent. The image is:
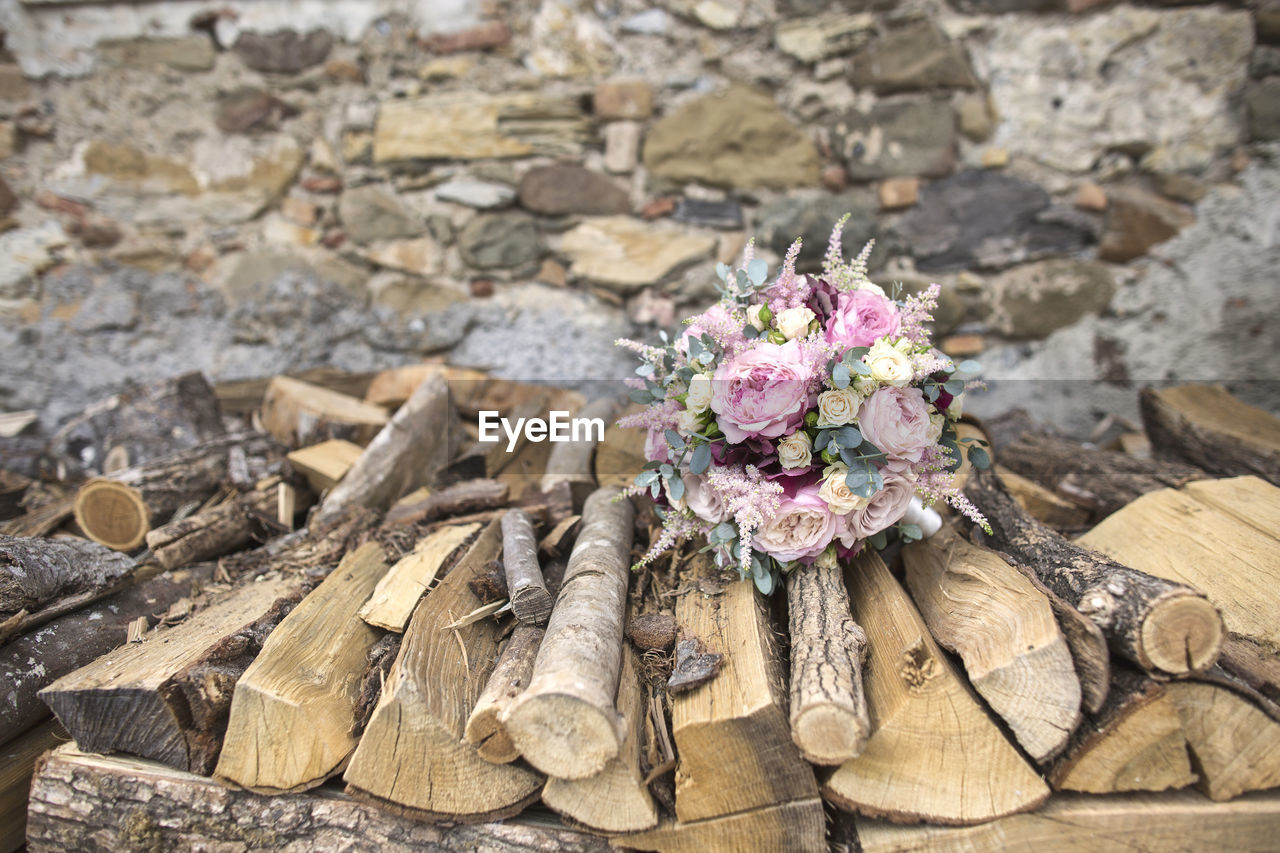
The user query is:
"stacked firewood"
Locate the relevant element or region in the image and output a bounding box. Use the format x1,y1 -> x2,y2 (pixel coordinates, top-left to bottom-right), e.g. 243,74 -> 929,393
3,374 -> 1280,852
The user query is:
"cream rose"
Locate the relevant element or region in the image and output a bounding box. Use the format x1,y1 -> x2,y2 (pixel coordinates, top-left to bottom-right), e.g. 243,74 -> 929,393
745,303 -> 768,331
677,408 -> 702,435
775,306 -> 815,341
865,339 -> 914,387
947,392 -> 965,419
816,388 -> 862,427
927,412 -> 946,444
813,544 -> 839,570
686,373 -> 712,413
682,473 -> 730,524
752,481 -> 839,563
856,281 -> 887,298
818,463 -> 871,515
777,431 -> 813,470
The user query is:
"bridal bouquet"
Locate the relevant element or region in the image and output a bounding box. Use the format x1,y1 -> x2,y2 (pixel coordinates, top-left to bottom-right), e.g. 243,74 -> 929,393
618,218 -> 990,594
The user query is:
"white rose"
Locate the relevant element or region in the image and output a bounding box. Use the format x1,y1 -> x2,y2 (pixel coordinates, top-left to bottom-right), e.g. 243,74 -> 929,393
947,392 -> 965,419
774,306 -> 815,341
745,303 -> 768,331
818,463 -> 871,515
866,339 -> 914,387
677,408 -> 702,434
686,373 -> 712,413
777,431 -> 813,469
927,413 -> 946,444
853,375 -> 878,397
814,545 -> 839,570
682,473 -> 731,524
817,388 -> 862,427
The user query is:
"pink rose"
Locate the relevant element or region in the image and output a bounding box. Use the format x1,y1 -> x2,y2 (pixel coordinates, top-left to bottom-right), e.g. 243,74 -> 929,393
645,426 -> 673,464
752,480 -> 840,563
825,290 -> 901,351
858,387 -> 935,467
681,472 -> 731,524
838,474 -> 915,543
711,340 -> 814,444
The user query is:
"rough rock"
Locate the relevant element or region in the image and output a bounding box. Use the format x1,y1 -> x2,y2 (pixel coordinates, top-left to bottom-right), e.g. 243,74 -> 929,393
526,0 -> 614,78
460,213 -> 543,270
973,7 -> 1253,173
850,22 -> 977,93
672,198 -> 744,230
0,65 -> 30,101
1246,79 -> 1280,142
621,9 -> 670,35
887,171 -> 1095,272
642,85 -> 820,188
594,79 -> 653,120
878,177 -> 918,210
97,36 -> 216,72
0,222 -> 68,299
559,216 -> 716,291
755,189 -> 878,272
337,185 -> 418,245
216,88 -> 299,135
775,14 -> 875,63
421,21 -> 512,54
956,93 -> 996,143
434,178 -> 516,209
373,92 -> 590,161
604,121 -> 642,173
0,176 -> 16,218
1258,0 -> 1280,44
830,96 -> 956,180
366,237 -> 441,277
661,0 -> 775,29
369,275 -> 464,316
984,259 -> 1116,340
233,29 -> 333,74
70,286 -> 138,333
518,165 -> 632,215
1098,186 -> 1194,263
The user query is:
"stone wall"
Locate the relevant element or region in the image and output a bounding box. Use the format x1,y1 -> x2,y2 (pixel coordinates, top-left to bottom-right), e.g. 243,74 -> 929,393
0,0 -> 1276,432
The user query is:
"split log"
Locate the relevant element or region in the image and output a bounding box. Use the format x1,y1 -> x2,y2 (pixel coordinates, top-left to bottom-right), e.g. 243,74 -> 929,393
27,746 -> 610,853
543,648 -> 659,832
144,487 -> 298,570
73,432 -> 282,552
501,509 -> 553,626
903,527 -> 1082,762
504,487 -> 635,780
539,396 -> 623,511
1167,681 -> 1280,801
312,374 -> 460,526
0,487 -> 74,539
465,624 -> 544,764
364,362 -> 487,408
215,368 -> 379,416
47,372 -> 226,480
613,798 -> 826,853
1,721 -> 64,853
0,409 -> 37,438
851,789 -> 1280,853
0,562 -> 213,745
40,574 -> 305,774
260,375 -> 389,448
0,434 -> 45,480
358,521 -> 481,631
1140,384 -> 1280,484
966,467 -> 1224,676
594,403 -> 647,490
823,549 -> 1049,825
286,438 -> 364,492
785,557 -> 869,765
998,432 -> 1206,521
214,541 -> 388,793
344,519 -> 544,821
384,478 -> 510,526
0,534 -> 135,618
447,390 -> 555,482
670,560 -> 818,822
995,465 -> 1090,531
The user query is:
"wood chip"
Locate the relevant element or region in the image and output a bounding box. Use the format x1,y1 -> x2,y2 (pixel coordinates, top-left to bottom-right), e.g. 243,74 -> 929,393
666,637 -> 723,694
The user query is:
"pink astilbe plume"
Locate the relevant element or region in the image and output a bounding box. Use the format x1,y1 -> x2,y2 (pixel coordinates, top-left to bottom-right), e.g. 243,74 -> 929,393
687,304 -> 748,355
614,337 -> 666,365
916,446 -> 991,533
632,511 -> 704,569
912,348 -> 954,381
766,238 -> 807,315
705,464 -> 783,574
899,283 -> 939,346
617,396 -> 681,432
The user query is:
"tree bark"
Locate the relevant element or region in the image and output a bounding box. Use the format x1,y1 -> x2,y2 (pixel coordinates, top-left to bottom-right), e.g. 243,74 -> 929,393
465,624 -> 544,764
615,798 -> 826,853
0,535 -> 135,618
383,478 -> 510,526
0,720 -> 63,853
502,509 -> 553,626
539,396 -> 622,511
1140,384 -> 1280,485
144,488 -> 295,570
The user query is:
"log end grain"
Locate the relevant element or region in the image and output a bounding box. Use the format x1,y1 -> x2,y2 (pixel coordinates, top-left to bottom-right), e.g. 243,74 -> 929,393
464,709 -> 520,765
74,480 -> 149,551
792,704 -> 868,766
1139,593 -> 1225,675
503,691 -> 622,780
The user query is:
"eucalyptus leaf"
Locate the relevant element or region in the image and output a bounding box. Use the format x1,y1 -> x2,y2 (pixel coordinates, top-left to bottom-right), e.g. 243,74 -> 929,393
836,426 -> 862,447
747,258 -> 768,286
665,430 -> 685,452
869,531 -> 888,550
690,442 -> 712,475
832,361 -> 851,389
943,379 -> 965,396
899,523 -> 923,541
658,463 -> 674,479
715,262 -> 730,281
967,445 -> 991,469
629,389 -> 653,405
635,470 -> 659,487
667,476 -> 685,501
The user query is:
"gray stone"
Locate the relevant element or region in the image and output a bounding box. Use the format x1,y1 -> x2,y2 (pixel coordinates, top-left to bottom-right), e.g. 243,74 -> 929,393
775,14 -> 875,63
887,171 -> 1094,272
459,213 -> 542,270
1098,186 -> 1195,263
233,29 -> 333,74
1250,46 -> 1280,78
434,178 -> 517,210
1247,79 -> 1280,142
621,9 -> 670,35
71,287 -> 138,333
830,96 -> 956,181
755,189 -> 878,273
849,22 -> 977,94
0,222 -> 68,300
368,274 -> 465,316
672,198 -> 744,230
518,165 -> 632,215
216,88 -> 299,135
1258,0 -> 1280,44
98,36 -> 216,72
337,185 -> 418,245
984,259 -> 1116,340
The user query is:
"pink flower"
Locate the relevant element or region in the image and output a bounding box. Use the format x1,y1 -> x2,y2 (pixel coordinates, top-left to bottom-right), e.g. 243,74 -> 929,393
838,474 -> 915,543
752,480 -> 840,563
681,472 -> 731,524
825,290 -> 901,351
711,340 -> 814,444
858,387 -> 935,467
645,426 -> 673,464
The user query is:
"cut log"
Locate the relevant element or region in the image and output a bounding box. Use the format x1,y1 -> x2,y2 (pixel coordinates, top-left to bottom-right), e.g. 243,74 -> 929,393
543,648 -> 659,832
286,438 -> 364,492
995,465 -> 1090,531
0,488 -> 74,539
1,721 -> 64,853
144,487 -> 293,570
998,432 -> 1206,521
465,624 -> 544,764
1140,384 -> 1280,484
215,368 -> 379,416
501,508 -> 553,626
1182,475 -> 1280,538
73,432 -> 282,552
47,372 -> 226,480
966,467 -> 1224,676
260,375 -> 389,448
0,562 -> 213,745
358,521 -> 481,631
383,478 -> 510,526
39,573 -> 305,774
364,362 -> 488,408
1167,681 -> 1280,802
214,541 -> 388,793
0,534 -> 135,618
448,389 -> 554,482
785,557 -> 869,765
670,560 -> 818,822
851,789 -> 1280,853
903,527 -> 1082,762
27,746 -> 610,853
344,519 -> 544,821
823,549 -> 1049,824
0,409 -> 37,438
595,403 -> 647,490
504,487 -> 635,780
540,396 -> 623,510
612,798 -> 826,853
312,374 -> 460,526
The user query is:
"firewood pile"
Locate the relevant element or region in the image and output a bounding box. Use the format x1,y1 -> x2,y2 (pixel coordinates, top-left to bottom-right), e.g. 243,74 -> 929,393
1,369 -> 1279,852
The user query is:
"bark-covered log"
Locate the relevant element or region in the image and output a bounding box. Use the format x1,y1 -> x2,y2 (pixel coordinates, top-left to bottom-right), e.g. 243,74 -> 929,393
503,487 -> 635,780
966,467 -> 1223,676
501,509 -> 553,626
1,720 -> 63,853
1140,384 -> 1280,485
383,478 -> 510,527
539,396 -> 622,511
47,372 -> 226,480
0,535 -> 135,618
785,558 -> 869,766
144,488 -> 296,570
465,624 -> 544,764
447,391 -> 554,482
